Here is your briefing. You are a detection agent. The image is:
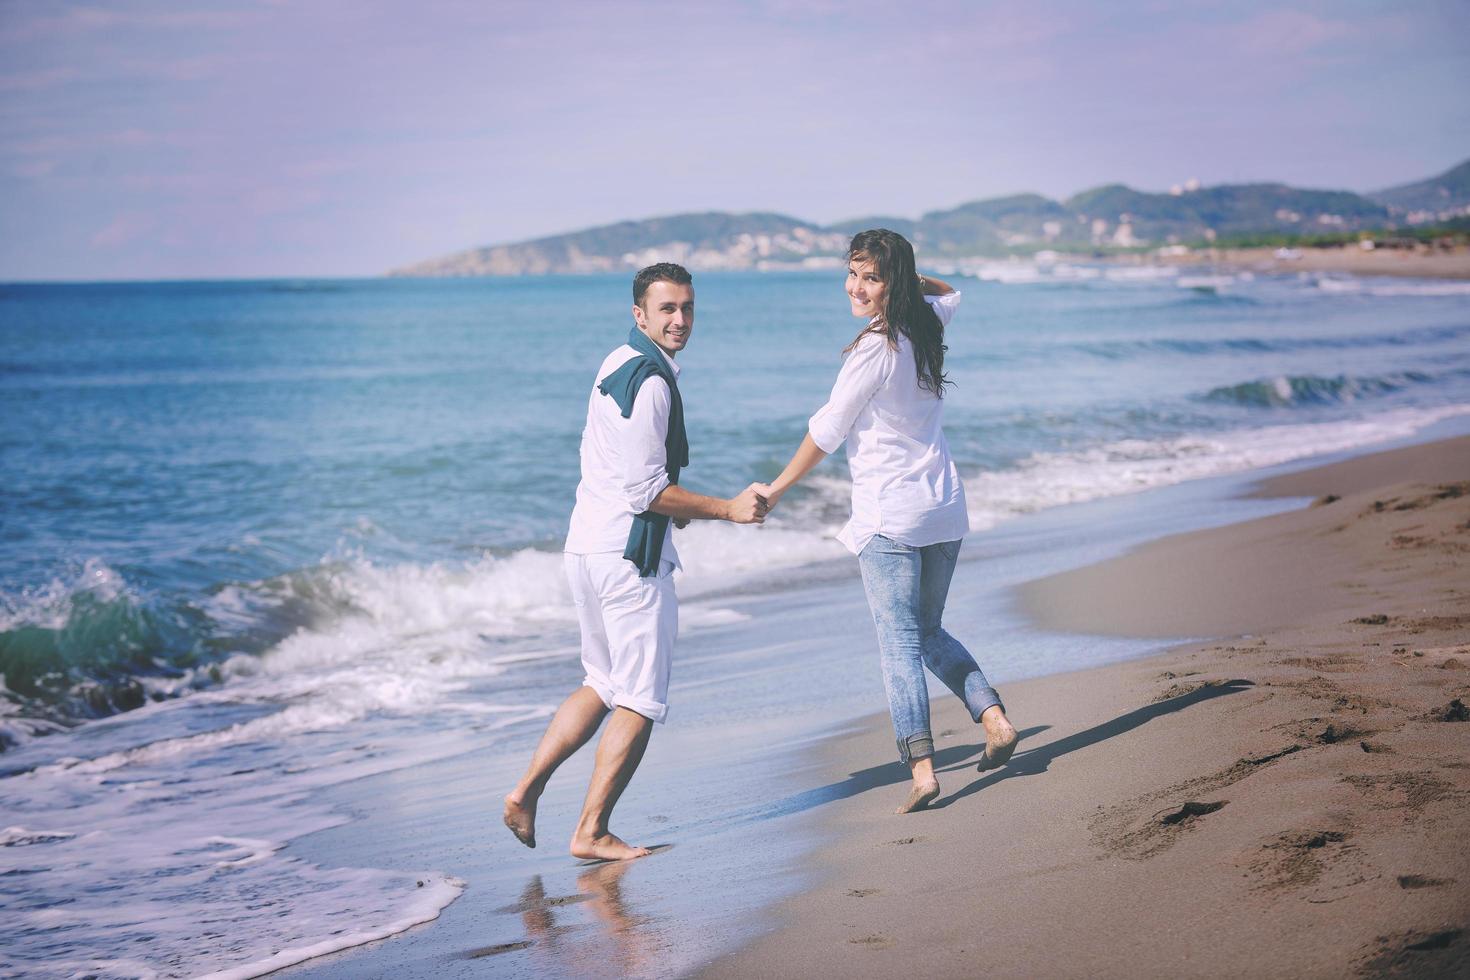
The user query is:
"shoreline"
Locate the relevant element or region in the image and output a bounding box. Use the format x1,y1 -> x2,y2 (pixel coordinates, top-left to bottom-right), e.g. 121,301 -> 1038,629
1015,245 -> 1470,281
702,435 -> 1469,978
1169,245 -> 1470,281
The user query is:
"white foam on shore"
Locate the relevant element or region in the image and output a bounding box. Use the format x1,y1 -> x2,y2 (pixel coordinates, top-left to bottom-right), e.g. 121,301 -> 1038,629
1104,264 -> 1182,282
1316,276 -> 1470,297
0,709 -> 521,978
204,523 -> 841,673
194,873 -> 465,980
963,404 -> 1470,530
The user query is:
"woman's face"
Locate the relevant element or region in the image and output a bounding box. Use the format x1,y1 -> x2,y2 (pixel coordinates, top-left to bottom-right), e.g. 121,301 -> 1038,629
846,255 -> 886,320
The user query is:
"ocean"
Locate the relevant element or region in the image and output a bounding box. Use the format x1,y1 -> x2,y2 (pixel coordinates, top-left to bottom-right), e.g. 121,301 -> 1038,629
3,265 -> 1469,977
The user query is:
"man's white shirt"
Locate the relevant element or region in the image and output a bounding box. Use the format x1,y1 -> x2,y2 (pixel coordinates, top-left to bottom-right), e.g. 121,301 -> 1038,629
564,342 -> 681,569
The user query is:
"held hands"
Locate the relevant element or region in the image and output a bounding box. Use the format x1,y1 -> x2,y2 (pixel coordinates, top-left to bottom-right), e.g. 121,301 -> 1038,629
726,484 -> 771,524
750,482 -> 780,509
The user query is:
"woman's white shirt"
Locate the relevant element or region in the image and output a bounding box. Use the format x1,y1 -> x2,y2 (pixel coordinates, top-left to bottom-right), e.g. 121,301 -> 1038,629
807,292 -> 968,555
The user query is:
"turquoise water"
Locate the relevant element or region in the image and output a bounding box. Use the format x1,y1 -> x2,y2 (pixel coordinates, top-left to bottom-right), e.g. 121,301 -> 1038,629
2,267 -> 1469,975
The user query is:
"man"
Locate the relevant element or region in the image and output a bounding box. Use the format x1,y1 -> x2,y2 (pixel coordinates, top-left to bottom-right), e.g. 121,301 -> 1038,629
503,262 -> 768,861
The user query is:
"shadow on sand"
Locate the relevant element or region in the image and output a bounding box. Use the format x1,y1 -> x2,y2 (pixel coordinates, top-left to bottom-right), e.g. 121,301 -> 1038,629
930,678 -> 1255,809
743,678 -> 1253,821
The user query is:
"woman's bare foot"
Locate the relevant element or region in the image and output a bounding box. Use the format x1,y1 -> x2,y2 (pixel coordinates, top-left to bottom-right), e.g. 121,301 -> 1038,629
503,795 -> 537,848
977,706 -> 1018,772
570,831 -> 651,862
896,780 -> 940,814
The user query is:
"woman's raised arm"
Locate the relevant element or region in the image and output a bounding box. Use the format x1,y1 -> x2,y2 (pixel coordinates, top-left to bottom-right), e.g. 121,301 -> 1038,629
917,272 -> 956,296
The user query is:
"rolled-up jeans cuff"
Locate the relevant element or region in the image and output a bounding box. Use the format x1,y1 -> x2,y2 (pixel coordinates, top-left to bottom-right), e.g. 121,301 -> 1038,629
897,731 -> 934,763
967,680 -> 1004,723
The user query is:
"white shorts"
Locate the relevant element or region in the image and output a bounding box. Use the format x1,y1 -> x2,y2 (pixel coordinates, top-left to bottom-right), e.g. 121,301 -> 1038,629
564,552 -> 677,724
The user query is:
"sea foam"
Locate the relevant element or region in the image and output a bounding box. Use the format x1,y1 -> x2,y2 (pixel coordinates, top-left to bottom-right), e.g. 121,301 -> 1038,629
0,705 -> 519,979
962,403 -> 1470,531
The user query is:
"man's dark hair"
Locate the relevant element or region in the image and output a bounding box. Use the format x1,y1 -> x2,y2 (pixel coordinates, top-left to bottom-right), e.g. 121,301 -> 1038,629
633,262 -> 693,306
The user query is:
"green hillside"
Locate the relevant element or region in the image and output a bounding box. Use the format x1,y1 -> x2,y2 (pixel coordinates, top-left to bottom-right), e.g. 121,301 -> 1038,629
1369,159 -> 1470,215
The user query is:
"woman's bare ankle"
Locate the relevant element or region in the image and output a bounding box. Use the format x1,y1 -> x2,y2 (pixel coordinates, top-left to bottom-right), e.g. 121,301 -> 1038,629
907,756 -> 935,784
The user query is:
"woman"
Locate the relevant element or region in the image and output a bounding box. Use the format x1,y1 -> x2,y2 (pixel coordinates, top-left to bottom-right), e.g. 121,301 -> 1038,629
761,229 -> 1017,813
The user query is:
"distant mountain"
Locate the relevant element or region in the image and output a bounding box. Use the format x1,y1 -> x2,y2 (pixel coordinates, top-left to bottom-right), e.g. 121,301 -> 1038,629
391,157 -> 1468,276
916,194 -> 1072,252
1368,159 -> 1470,219
392,212 -> 847,277
1055,183 -> 1391,245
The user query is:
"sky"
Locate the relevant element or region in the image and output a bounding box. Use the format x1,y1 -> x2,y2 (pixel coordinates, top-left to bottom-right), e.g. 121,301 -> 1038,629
0,0 -> 1466,280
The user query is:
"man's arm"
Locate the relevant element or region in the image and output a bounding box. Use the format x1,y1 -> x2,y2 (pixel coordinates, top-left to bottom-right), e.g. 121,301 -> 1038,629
650,483 -> 767,524
619,373 -> 766,525
917,273 -> 956,296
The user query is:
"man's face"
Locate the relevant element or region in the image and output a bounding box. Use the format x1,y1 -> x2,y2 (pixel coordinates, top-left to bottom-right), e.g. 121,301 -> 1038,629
633,281 -> 695,356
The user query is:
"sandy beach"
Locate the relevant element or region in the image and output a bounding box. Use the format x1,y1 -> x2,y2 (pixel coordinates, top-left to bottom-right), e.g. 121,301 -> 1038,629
1169,245 -> 1470,281
703,436 -> 1469,978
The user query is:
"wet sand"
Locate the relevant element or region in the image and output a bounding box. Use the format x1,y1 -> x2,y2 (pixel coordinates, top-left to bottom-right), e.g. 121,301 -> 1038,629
704,437 -> 1470,978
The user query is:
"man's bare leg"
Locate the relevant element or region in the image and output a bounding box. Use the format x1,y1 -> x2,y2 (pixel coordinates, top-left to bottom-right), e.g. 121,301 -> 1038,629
504,686 -> 609,848
570,706 -> 654,861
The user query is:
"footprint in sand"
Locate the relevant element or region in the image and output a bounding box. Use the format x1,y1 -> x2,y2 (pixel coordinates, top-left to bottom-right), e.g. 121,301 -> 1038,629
1156,800 -> 1227,826
1343,771 -> 1458,820
1317,723 -> 1367,744
1397,874 -> 1454,890
1249,829 -> 1352,892
1429,698 -> 1469,721
1357,927 -> 1465,976
1091,743 -> 1311,861
849,934 -> 895,949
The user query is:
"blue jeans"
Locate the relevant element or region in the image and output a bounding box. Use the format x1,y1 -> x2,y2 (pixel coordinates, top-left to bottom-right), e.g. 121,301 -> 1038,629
857,535 -> 1003,763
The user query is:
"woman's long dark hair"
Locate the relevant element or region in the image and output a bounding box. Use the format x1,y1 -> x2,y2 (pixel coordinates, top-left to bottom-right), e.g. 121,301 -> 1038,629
843,228 -> 951,396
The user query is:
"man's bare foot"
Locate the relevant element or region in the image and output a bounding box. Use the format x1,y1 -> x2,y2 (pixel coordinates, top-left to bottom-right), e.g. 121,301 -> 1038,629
896,780 -> 940,814
977,707 -> 1018,772
570,831 -> 651,862
503,795 -> 536,848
